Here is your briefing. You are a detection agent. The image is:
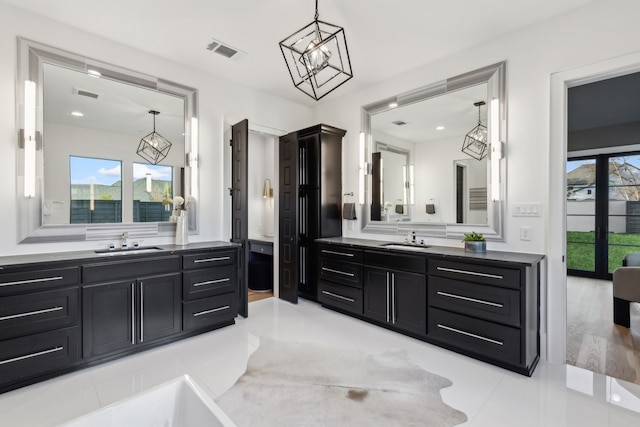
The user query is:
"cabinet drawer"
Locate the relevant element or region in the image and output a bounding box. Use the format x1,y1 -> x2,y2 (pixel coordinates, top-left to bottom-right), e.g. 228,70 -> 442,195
429,277 -> 520,327
319,259 -> 362,288
183,251 -> 237,270
83,256 -> 180,284
0,267 -> 79,297
250,241 -> 273,256
0,326 -> 80,387
318,280 -> 363,316
0,288 -> 79,340
428,259 -> 521,289
183,294 -> 235,331
364,250 -> 426,274
428,308 -> 521,366
318,244 -> 363,263
183,267 -> 236,300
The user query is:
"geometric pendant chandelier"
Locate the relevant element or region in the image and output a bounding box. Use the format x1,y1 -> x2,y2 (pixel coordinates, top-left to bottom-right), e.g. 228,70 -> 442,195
461,101 -> 488,161
137,110 -> 172,165
279,0 -> 354,101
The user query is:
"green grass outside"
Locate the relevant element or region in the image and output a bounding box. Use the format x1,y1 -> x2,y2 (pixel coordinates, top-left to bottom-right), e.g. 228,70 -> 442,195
566,231 -> 640,273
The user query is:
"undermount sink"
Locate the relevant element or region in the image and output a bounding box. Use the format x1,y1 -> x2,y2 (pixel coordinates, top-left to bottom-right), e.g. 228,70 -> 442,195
382,243 -> 430,251
94,246 -> 164,255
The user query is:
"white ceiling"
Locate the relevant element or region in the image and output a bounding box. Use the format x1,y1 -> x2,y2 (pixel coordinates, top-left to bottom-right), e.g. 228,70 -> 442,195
2,0 -> 600,106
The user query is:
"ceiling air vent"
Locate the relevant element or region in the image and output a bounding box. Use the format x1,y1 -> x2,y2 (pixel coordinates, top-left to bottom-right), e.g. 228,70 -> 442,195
206,38 -> 247,61
73,87 -> 100,99
392,120 -> 407,126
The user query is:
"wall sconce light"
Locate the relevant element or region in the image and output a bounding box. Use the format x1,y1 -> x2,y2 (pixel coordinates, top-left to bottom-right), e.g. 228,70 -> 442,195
145,173 -> 152,193
279,0 -> 354,100
358,132 -> 368,205
490,98 -> 502,201
262,178 -> 273,207
137,110 -> 172,165
22,80 -> 37,198
461,101 -> 488,161
189,117 -> 199,200
402,164 -> 415,206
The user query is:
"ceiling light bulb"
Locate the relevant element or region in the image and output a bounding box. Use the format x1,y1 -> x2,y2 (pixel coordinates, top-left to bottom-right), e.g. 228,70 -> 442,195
71,111 -> 84,117
436,126 -> 445,130
87,69 -> 101,78
388,102 -> 398,108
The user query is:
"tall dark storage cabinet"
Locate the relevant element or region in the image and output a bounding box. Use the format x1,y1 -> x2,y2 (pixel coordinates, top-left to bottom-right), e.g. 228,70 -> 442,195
279,124 -> 345,303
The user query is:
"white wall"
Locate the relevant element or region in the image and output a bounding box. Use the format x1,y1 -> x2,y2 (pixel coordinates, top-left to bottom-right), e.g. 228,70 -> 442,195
0,3 -> 312,255
248,132 -> 276,238
313,0 -> 640,363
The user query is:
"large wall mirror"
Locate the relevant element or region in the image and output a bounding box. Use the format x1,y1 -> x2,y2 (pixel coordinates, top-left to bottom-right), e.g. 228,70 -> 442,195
16,37 -> 198,243
361,62 -> 506,240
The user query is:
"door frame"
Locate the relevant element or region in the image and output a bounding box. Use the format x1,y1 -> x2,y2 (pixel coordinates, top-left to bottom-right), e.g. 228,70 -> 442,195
549,51 -> 640,364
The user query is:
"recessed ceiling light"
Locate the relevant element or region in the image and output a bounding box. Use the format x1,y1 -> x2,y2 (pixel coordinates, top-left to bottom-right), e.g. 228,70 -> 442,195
87,69 -> 101,78
71,111 -> 84,117
388,102 -> 398,108
436,126 -> 445,130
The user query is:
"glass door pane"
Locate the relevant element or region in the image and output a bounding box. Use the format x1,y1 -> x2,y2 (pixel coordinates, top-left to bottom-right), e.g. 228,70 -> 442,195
608,155 -> 640,273
566,159 -> 596,273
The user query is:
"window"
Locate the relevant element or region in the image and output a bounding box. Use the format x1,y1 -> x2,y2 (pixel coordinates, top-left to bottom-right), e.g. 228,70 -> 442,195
69,156 -> 122,223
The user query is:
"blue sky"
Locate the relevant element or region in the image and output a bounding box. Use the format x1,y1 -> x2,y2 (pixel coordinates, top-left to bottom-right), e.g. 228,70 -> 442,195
70,156 -> 172,185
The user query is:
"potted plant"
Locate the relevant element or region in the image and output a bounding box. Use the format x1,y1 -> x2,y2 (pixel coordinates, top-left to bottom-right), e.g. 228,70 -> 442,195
462,231 -> 486,253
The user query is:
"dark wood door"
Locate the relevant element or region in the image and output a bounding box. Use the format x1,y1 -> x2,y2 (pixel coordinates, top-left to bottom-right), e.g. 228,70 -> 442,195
363,266 -> 389,324
82,280 -> 135,359
231,119 -> 248,317
139,273 -> 181,343
279,131 -> 299,304
392,270 -> 427,336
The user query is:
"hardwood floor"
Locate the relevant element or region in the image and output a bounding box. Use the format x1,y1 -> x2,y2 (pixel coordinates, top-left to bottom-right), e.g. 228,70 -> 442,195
248,289 -> 273,302
567,276 -> 640,384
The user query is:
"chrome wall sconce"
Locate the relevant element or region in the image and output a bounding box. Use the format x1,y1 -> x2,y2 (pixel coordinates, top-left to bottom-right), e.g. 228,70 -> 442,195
279,0 -> 354,100
137,110 -> 172,165
461,101 -> 488,161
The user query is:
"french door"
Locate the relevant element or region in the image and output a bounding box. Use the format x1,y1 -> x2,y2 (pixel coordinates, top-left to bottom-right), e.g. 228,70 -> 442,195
566,152 -> 640,279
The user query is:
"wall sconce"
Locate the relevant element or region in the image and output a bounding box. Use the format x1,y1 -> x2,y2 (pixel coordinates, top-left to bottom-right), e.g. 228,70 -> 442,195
490,98 -> 502,201
402,164 -> 415,206
279,0 -> 354,100
358,132 -> 368,205
145,173 -> 152,193
21,80 -> 37,198
262,178 -> 273,207
189,117 -> 199,200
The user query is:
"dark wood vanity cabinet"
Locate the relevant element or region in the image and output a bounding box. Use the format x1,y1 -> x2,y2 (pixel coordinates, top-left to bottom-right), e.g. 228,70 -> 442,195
363,251 -> 427,337
82,256 -> 182,359
317,244 -> 363,315
0,243 -> 241,394
427,258 -> 539,375
0,266 -> 81,391
279,124 -> 345,303
316,240 -> 542,376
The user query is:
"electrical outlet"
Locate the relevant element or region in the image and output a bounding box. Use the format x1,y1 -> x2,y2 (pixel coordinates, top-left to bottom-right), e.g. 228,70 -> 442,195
520,226 -> 532,241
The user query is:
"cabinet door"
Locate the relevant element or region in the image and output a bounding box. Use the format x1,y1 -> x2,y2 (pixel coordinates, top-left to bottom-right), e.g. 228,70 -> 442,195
140,273 -> 181,343
393,271 -> 427,336
363,266 -> 390,324
83,281 -> 135,359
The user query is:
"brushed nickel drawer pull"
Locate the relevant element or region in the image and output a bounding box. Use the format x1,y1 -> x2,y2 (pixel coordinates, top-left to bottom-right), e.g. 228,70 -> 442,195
437,324 -> 504,346
321,290 -> 355,303
193,278 -> 230,287
193,306 -> 230,317
436,266 -> 503,280
0,276 -> 64,287
436,291 -> 503,308
321,249 -> 355,257
0,346 -> 64,366
194,257 -> 231,263
0,306 -> 64,322
321,267 -> 355,277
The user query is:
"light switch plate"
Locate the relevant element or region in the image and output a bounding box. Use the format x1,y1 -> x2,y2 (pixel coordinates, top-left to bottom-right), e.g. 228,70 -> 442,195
512,203 -> 542,217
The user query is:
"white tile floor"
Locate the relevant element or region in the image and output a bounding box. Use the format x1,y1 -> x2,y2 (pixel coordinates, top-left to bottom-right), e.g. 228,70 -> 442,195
2,297 -> 640,426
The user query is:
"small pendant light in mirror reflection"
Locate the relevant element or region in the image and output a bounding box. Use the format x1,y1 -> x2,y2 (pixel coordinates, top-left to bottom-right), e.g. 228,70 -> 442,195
461,101 -> 488,161
137,110 -> 172,165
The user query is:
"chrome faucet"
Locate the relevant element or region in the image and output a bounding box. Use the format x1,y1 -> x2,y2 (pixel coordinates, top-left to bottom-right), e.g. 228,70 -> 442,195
121,232 -> 129,249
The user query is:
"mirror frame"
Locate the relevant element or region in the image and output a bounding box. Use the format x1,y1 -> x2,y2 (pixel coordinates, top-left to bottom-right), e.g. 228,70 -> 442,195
361,61 -> 506,241
16,37 -> 199,243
